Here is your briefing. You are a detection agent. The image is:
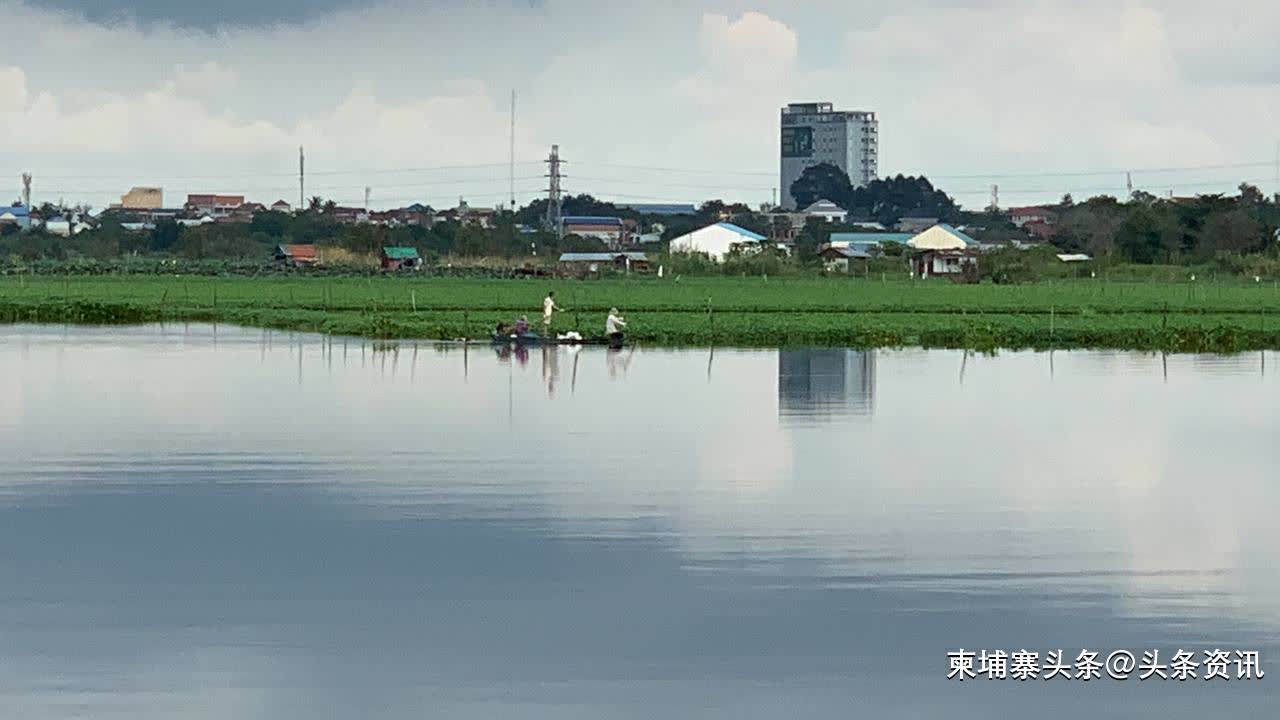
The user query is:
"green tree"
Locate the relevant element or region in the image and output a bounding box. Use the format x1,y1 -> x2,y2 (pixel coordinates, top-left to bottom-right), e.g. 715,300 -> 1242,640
250,210 -> 292,237
1115,204 -> 1179,263
794,217 -> 831,261
789,163 -> 855,210
148,219 -> 181,252
847,174 -> 961,226
1201,209 -> 1265,255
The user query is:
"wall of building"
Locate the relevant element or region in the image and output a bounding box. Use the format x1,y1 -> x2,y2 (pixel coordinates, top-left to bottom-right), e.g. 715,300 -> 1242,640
120,187 -> 163,209
780,103 -> 879,209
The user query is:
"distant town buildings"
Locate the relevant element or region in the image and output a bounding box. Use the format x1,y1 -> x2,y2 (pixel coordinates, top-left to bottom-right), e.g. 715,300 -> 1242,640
559,216 -> 631,248
0,204 -> 31,230
186,194 -> 245,218
116,186 -> 163,210
780,102 -> 878,210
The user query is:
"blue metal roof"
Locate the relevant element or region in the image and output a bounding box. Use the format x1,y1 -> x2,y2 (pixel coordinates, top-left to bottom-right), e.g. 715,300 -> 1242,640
936,224 -> 978,246
826,247 -> 871,259
1,205 -> 29,217
829,232 -> 913,245
561,216 -> 623,226
619,203 -> 697,215
716,222 -> 766,242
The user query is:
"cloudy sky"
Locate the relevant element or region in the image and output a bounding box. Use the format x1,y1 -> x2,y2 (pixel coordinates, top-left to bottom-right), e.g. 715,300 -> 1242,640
2,0 -> 1279,210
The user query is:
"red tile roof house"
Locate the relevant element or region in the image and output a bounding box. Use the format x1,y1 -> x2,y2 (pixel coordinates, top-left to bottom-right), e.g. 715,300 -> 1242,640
275,244 -> 319,268
1023,220 -> 1058,241
1008,206 -> 1057,228
186,194 -> 246,218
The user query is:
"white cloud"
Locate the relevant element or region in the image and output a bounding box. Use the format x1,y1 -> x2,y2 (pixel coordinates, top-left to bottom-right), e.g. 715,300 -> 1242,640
1,0 -> 1279,208
0,65 -> 29,111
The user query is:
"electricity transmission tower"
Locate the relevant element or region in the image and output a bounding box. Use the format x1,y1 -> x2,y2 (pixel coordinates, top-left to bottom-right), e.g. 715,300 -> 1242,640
545,144 -> 564,237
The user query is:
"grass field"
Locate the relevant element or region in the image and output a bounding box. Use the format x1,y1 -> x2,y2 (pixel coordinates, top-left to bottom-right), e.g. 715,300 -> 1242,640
3,275 -> 1279,351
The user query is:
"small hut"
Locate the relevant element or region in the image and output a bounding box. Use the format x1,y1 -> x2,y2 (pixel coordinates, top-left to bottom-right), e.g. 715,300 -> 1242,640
557,252 -> 650,277
275,244 -> 319,268
381,246 -> 422,271
819,245 -> 871,274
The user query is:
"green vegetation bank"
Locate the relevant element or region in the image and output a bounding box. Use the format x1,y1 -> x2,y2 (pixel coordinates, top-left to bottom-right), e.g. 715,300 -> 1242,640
4,275 -> 1280,352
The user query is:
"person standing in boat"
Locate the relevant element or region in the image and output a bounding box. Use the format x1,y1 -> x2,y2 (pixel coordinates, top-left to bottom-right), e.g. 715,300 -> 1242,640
606,307 -> 627,345
542,291 -> 562,332
514,315 -> 530,337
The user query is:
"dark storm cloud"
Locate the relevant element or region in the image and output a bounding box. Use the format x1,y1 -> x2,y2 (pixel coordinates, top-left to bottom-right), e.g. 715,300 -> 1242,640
23,0 -> 367,28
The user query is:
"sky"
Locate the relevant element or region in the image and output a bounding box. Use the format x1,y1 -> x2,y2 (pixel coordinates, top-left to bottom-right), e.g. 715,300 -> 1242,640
2,0 -> 1279,211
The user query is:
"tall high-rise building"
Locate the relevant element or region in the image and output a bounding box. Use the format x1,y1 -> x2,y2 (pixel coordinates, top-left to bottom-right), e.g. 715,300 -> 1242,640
779,102 -> 878,210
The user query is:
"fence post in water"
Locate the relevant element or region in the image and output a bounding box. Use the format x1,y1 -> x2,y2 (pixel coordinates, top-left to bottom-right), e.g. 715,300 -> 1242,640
1163,302 -> 1168,330
1050,306 -> 1055,339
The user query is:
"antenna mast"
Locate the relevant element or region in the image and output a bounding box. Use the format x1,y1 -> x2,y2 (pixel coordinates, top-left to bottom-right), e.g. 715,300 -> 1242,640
299,146 -> 305,210
510,90 -> 517,210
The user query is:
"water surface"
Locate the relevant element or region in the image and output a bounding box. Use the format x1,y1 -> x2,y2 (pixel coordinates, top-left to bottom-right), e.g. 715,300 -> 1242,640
1,325 -> 1276,718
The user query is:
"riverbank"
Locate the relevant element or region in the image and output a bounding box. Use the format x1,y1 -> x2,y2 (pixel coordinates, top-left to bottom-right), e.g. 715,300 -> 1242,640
3,275 -> 1279,352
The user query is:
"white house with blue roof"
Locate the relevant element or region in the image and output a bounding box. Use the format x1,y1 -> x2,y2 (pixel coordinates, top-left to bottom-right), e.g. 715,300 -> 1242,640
669,222 -> 766,262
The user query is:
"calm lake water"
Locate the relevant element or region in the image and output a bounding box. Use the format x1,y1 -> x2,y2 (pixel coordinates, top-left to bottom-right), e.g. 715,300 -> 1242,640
1,324 -> 1277,718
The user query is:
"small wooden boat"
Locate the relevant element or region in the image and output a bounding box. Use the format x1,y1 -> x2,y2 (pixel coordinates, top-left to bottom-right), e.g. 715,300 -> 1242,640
490,333 -> 624,348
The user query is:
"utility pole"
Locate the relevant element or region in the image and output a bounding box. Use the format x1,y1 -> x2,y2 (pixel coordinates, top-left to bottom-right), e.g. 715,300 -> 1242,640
988,184 -> 999,212
21,172 -> 31,208
510,90 -> 517,210
298,146 -> 305,210
364,186 -> 371,213
1126,171 -> 1133,198
545,144 -> 564,238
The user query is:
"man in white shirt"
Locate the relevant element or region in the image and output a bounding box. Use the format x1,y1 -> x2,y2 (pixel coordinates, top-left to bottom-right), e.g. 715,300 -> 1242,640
543,291 -> 560,330
606,308 -> 626,345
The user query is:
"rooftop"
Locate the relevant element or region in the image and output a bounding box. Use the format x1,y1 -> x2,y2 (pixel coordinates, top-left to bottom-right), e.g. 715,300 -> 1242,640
619,203 -> 697,216
829,232 -> 913,244
561,216 -> 623,226
716,222 -> 767,242
559,252 -> 648,262
382,246 -> 420,260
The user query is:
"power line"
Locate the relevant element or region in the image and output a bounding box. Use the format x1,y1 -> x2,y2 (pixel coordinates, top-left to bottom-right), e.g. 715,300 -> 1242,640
33,161 -> 544,181
928,160 -> 1275,180
577,162 -> 775,177
568,175 -> 773,192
